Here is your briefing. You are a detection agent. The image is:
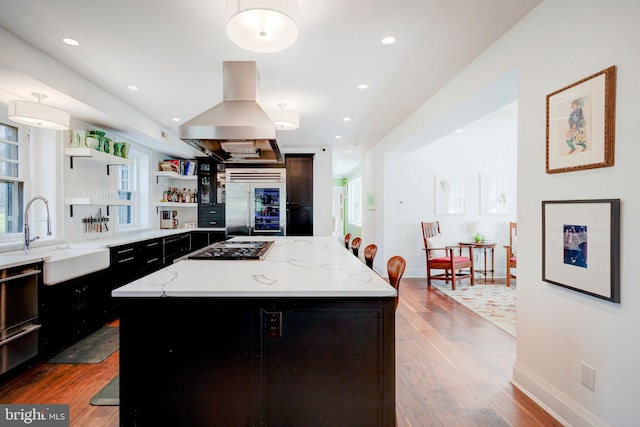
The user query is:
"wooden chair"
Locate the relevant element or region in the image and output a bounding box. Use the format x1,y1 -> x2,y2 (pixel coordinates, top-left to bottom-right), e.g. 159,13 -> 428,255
344,233 -> 352,249
351,237 -> 362,257
364,244 -> 378,269
504,222 -> 517,287
387,255 -> 406,310
421,221 -> 474,290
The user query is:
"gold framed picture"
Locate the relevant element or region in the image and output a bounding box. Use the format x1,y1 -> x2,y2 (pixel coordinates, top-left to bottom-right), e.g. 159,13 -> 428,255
546,66 -> 616,174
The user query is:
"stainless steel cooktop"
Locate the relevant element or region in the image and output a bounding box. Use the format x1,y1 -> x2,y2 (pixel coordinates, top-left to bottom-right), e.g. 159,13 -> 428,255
187,240 -> 274,260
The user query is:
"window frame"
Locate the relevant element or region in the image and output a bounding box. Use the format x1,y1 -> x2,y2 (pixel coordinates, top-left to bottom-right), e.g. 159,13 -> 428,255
347,177 -> 362,226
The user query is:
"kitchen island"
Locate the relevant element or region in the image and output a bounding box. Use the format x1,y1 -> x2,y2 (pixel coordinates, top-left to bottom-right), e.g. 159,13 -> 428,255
112,236 -> 397,426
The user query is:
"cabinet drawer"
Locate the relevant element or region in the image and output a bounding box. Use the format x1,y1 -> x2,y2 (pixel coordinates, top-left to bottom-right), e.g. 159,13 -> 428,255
198,205 -> 225,227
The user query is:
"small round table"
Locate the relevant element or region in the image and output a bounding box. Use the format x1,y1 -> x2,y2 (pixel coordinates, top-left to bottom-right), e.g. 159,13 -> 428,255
459,241 -> 496,284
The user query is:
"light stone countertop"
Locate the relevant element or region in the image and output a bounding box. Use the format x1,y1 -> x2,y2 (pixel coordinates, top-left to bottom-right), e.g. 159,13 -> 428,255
112,236 -> 396,298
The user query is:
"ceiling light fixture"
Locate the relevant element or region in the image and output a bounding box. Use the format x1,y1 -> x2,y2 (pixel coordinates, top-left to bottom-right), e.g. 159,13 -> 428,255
8,92 -> 70,130
342,117 -> 351,122
357,84 -> 368,89
268,103 -> 299,130
226,0 -> 299,53
381,36 -> 396,45
62,37 -> 79,46
127,85 -> 139,91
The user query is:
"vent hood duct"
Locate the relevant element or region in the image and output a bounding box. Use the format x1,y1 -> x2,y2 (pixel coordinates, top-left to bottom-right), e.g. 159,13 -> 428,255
179,61 -> 283,163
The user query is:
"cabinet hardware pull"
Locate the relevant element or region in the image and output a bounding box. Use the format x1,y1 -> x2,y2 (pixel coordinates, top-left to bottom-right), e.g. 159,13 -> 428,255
147,258 -> 160,264
209,221 -> 217,225
117,247 -> 135,255
118,256 -> 135,263
0,270 -> 41,284
147,242 -> 159,247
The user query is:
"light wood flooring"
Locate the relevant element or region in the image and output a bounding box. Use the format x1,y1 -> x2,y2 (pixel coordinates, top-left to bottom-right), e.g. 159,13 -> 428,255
0,278 -> 558,426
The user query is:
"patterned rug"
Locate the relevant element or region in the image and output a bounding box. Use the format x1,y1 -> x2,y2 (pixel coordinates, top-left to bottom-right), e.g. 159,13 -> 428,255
432,282 -> 517,337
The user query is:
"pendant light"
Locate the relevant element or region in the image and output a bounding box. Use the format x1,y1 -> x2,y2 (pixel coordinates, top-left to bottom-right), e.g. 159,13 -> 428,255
8,92 -> 70,130
226,0 -> 299,53
268,103 -> 299,130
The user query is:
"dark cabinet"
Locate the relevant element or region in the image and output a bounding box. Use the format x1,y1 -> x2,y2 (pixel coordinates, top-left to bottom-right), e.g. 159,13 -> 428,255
119,298 -> 395,426
109,238 -> 163,289
197,158 -> 225,228
285,154 -> 314,236
163,233 -> 191,264
39,269 -> 110,355
190,230 -> 227,251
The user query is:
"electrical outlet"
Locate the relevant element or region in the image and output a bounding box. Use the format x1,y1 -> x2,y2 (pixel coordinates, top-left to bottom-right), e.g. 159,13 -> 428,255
581,362 -> 596,391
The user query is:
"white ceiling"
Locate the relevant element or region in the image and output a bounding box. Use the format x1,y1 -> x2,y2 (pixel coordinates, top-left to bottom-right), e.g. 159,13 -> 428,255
0,0 -> 538,176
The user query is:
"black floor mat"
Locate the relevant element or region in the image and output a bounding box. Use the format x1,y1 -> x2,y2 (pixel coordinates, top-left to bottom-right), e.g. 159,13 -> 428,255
47,326 -> 119,364
90,374 -> 119,406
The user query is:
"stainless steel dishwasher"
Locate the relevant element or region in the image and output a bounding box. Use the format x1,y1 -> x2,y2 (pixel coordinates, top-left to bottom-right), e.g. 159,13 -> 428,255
0,262 -> 42,375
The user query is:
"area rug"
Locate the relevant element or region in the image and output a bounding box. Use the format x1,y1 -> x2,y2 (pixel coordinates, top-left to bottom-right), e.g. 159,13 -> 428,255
47,326 -> 119,364
432,282 -> 516,337
90,375 -> 119,406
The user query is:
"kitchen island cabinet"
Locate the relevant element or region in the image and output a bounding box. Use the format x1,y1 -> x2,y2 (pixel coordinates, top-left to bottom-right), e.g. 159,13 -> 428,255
113,236 -> 396,426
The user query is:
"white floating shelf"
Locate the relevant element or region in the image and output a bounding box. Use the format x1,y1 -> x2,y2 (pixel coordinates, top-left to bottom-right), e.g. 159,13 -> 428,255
154,202 -> 198,208
153,171 -> 197,180
65,197 -> 132,206
64,147 -> 132,166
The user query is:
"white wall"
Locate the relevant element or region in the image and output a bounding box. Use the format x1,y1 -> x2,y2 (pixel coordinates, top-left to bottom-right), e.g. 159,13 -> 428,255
384,102 -> 518,278
364,1 -> 640,425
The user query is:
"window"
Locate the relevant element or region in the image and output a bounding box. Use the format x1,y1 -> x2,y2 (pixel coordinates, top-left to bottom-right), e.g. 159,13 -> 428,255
347,177 -> 362,225
0,122 -> 23,235
118,165 -> 132,225
117,147 -> 150,230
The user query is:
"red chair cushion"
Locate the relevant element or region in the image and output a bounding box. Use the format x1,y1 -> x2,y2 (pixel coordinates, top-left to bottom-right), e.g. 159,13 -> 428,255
431,256 -> 470,263
510,257 -> 517,263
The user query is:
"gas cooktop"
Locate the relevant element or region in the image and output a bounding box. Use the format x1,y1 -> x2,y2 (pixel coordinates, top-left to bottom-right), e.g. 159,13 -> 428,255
187,240 -> 274,260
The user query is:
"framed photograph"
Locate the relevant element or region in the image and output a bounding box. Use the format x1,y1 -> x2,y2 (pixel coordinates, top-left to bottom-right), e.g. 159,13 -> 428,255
542,199 -> 620,303
480,172 -> 510,214
435,174 -> 464,214
367,191 -> 376,211
546,66 -> 616,174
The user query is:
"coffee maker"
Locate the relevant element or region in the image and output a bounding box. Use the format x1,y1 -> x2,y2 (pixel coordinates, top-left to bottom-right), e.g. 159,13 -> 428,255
160,210 -> 179,229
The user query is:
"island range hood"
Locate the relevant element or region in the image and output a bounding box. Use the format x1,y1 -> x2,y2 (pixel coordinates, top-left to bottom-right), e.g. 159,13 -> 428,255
179,61 -> 283,163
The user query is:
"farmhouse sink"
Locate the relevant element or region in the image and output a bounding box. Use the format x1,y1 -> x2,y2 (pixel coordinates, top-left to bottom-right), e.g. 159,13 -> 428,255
0,245 -> 110,285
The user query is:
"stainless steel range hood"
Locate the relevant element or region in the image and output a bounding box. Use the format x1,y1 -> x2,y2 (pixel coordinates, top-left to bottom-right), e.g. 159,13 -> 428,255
179,61 -> 283,163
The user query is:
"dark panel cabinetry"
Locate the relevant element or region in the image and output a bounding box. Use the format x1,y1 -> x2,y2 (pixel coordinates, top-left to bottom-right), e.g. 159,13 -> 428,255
190,230 -> 227,251
197,158 -> 225,228
285,154 -> 314,236
39,269 -> 110,355
163,233 -> 191,264
119,298 -> 395,426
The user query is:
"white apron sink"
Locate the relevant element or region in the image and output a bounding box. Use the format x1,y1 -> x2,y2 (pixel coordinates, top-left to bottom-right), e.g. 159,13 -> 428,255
1,246 -> 110,285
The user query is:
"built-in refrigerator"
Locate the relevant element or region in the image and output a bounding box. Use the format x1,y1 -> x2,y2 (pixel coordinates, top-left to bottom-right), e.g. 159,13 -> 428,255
225,169 -> 286,236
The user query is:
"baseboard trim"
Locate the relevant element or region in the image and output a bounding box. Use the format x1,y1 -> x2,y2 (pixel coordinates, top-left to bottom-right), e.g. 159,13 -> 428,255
512,361 -> 609,427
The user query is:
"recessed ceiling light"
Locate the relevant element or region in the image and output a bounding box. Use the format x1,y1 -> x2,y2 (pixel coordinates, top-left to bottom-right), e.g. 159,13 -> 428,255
455,129 -> 464,133
381,36 -> 396,45
62,38 -> 79,46
342,117 -> 351,122
127,85 -> 139,91
172,118 -> 181,122
346,150 -> 352,154
335,135 -> 342,139
357,84 -> 368,90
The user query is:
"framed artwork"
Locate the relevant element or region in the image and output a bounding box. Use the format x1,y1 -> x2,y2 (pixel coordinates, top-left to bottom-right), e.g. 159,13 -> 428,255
435,174 -> 464,214
546,65 -> 616,174
480,172 -> 510,214
542,199 -> 620,303
367,191 -> 376,210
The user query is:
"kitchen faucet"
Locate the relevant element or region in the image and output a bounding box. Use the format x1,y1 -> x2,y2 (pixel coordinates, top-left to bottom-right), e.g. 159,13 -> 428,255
24,196 -> 52,254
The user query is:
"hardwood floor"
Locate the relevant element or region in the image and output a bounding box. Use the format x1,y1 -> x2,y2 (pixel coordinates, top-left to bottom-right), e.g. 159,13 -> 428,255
0,281 -> 558,426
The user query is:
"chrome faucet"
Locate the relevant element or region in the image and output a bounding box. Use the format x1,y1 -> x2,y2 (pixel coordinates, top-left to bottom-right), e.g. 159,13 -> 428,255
24,196 -> 52,253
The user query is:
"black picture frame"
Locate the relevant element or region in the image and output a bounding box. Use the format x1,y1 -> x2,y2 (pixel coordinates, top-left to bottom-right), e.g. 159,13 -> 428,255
542,199 -> 620,303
